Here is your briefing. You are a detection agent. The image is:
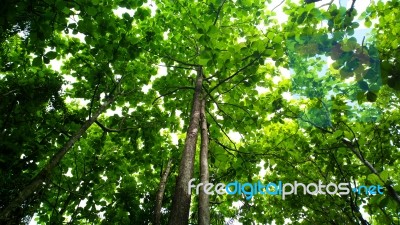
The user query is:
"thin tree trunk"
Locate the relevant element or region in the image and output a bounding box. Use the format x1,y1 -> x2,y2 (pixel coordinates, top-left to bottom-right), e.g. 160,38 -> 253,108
343,138 -> 400,206
154,159 -> 173,225
0,96 -> 115,222
168,67 -> 203,225
198,98 -> 210,225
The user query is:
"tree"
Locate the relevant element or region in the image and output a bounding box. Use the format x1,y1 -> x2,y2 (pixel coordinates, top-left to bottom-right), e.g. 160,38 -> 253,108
154,159 -> 173,225
0,0 -> 160,223
198,98 -> 210,225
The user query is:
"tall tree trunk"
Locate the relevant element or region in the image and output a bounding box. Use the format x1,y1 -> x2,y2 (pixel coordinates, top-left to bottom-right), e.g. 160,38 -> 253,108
0,96 -> 115,222
154,159 -> 172,225
198,98 -> 210,225
168,67 -> 203,225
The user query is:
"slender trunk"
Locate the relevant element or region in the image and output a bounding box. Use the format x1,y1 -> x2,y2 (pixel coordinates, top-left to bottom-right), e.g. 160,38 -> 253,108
0,96 -> 115,222
343,139 -> 400,206
198,98 -> 210,225
168,67 -> 203,225
154,159 -> 173,225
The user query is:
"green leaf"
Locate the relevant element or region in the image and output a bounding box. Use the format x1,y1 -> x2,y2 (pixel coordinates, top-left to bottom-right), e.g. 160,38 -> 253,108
358,80 -> 369,91
32,57 -> 42,67
43,56 -> 50,64
367,174 -> 382,185
366,91 -> 377,102
207,25 -> 218,36
265,49 -> 274,56
365,19 -> 372,28
272,35 -> 283,44
356,91 -> 365,104
62,7 -> 70,15
87,7 -> 97,16
332,130 -> 343,139
45,51 -> 57,60
391,39 -> 399,49
267,32 -> 274,40
380,170 -> 390,181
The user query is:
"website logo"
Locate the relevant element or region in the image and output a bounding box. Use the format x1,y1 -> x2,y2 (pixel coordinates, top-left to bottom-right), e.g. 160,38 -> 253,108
188,179 -> 384,200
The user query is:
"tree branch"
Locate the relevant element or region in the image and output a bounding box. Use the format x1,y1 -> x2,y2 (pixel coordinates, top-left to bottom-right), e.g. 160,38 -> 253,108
157,64 -> 193,70
152,86 -> 195,105
164,54 -> 201,67
89,73 -> 101,119
95,121 -> 121,132
319,0 -> 334,8
0,94 -> 117,221
342,138 -> 400,206
208,55 -> 261,94
213,0 -> 227,25
271,0 -> 285,12
217,102 -> 254,119
347,0 -> 357,16
205,106 -> 238,151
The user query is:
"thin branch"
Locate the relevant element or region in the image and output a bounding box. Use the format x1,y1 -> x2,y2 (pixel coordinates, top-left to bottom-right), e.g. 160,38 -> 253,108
157,64 -> 192,70
213,0 -> 227,25
95,120 -> 144,133
361,36 -> 365,54
49,180 -> 86,197
205,106 -> 238,151
330,153 -> 366,224
220,21 -> 254,28
173,0 -> 198,32
319,0 -> 334,8
89,74 -> 101,119
162,54 -> 201,67
1,89 -> 17,96
209,55 -> 261,94
210,137 -> 236,157
217,102 -> 253,119
95,121 -> 121,132
215,74 -> 255,99
286,107 -> 333,134
271,0 -> 285,12
347,0 -> 357,16
152,86 -> 195,105
203,84 -> 247,142
342,138 -> 400,206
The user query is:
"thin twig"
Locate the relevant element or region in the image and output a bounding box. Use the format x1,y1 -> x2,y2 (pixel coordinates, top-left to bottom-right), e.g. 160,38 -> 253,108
319,0 -> 334,8
157,64 -> 192,70
152,86 -> 195,105
209,55 -> 261,94
205,106 -> 238,151
271,0 -> 285,12
213,0 -> 227,25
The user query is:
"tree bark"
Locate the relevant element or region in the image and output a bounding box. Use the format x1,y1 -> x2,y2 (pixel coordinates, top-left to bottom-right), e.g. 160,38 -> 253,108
342,138 -> 400,206
168,67 -> 203,225
0,96 -> 115,222
198,98 -> 210,225
154,159 -> 172,225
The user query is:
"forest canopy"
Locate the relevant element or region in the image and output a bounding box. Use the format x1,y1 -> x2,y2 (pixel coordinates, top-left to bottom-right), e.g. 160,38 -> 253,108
0,0 -> 399,224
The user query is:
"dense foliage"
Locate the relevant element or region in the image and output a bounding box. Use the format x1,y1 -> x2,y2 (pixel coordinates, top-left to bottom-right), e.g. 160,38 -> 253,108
0,0 -> 399,224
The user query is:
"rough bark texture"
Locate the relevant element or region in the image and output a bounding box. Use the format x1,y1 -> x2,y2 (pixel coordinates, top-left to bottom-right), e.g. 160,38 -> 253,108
154,159 -> 172,225
168,67 -> 203,225
198,98 -> 210,225
0,97 -> 115,222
